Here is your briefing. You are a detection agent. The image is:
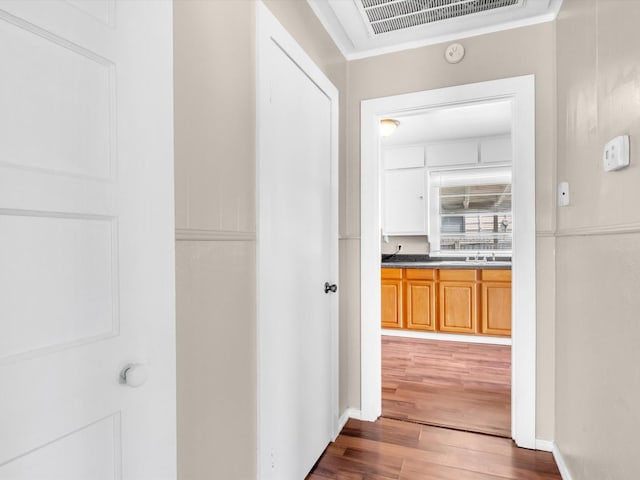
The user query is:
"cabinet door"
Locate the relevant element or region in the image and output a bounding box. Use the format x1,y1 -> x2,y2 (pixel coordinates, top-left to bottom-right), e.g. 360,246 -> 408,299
406,279 -> 436,331
383,168 -> 426,235
480,135 -> 512,164
481,282 -> 512,336
383,146 -> 424,169
381,269 -> 403,329
426,140 -> 478,167
439,281 -> 477,334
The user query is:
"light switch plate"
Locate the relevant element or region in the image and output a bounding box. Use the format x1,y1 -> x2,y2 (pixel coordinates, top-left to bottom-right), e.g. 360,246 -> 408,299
558,181 -> 570,207
603,135 -> 630,171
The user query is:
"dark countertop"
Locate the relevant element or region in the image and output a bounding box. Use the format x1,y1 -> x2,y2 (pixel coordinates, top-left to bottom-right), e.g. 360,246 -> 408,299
381,254 -> 511,270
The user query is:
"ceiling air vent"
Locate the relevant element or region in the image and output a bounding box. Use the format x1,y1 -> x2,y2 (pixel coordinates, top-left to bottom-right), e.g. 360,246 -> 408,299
359,0 -> 523,35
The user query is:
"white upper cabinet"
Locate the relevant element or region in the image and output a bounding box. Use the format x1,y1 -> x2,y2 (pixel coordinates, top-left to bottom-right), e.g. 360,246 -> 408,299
383,168 -> 426,235
426,140 -> 478,167
480,135 -> 512,164
383,146 -> 424,169
380,136 -> 511,236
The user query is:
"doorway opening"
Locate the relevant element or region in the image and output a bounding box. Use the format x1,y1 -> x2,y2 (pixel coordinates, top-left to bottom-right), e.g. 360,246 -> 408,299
378,100 -> 514,437
360,76 -> 537,448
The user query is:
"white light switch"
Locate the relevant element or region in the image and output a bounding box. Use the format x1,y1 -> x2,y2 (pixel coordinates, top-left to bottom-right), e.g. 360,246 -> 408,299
603,135 -> 630,171
558,181 -> 570,207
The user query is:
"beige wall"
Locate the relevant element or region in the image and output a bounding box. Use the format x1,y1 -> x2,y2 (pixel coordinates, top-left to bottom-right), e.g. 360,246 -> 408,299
173,1 -> 346,479
174,1 -> 257,479
381,235 -> 430,255
345,23 -> 557,440
555,0 -> 640,478
175,2 -> 568,476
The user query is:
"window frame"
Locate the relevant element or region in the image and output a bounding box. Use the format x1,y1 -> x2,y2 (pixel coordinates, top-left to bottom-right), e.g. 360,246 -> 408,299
428,166 -> 512,256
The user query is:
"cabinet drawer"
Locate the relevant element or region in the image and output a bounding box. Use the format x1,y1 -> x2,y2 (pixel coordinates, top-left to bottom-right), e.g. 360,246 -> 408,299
439,269 -> 478,282
482,269 -> 511,282
381,268 -> 403,280
405,268 -> 435,280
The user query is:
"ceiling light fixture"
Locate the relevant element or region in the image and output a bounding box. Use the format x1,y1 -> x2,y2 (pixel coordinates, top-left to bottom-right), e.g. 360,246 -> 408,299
380,118 -> 400,137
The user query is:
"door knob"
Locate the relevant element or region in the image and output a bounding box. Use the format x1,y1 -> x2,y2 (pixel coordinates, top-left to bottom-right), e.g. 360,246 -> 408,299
324,282 -> 337,294
120,363 -> 149,388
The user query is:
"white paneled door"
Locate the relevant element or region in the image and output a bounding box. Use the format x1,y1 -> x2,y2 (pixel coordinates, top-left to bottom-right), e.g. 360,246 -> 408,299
0,2 -> 176,479
257,4 -> 339,480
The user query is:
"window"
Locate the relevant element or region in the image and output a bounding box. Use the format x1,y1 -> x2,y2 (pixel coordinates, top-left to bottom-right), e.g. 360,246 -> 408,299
429,169 -> 512,254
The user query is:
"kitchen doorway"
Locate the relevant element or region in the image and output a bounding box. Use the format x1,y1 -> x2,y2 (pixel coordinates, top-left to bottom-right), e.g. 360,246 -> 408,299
360,76 -> 536,448
378,99 -> 514,437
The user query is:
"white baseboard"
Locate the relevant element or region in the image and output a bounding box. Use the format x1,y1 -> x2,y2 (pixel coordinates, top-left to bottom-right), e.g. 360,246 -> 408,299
382,329 -> 512,346
535,439 -> 553,452
335,408 -> 362,439
552,442 -> 573,480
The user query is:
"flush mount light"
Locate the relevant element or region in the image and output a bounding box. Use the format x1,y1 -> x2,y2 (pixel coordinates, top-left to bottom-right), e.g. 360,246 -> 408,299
380,118 -> 400,137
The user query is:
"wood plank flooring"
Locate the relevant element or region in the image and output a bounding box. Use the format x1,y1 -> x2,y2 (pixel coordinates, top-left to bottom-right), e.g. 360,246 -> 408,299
382,336 -> 511,437
307,417 -> 562,480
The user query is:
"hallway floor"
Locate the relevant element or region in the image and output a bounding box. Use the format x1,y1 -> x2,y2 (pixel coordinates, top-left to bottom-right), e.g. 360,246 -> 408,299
307,417 -> 561,479
382,336 -> 511,437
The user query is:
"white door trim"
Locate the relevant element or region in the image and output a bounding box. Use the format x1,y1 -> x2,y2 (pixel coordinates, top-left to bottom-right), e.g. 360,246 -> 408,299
256,1 -> 340,477
360,75 -> 537,448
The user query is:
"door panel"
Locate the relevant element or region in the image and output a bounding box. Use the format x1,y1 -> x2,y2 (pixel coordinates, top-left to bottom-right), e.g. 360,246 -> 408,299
406,280 -> 436,331
0,1 -> 175,478
0,214 -> 116,359
0,414 -> 120,480
439,282 -> 477,333
257,5 -> 338,480
381,279 -> 403,329
0,14 -> 113,178
383,168 -> 426,235
482,282 -> 512,335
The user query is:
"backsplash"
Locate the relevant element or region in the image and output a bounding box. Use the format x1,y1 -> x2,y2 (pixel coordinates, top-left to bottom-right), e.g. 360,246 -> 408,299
381,235 -> 430,255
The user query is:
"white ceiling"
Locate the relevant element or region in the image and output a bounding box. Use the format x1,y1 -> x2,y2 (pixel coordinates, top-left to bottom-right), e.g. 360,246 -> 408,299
307,0 -> 563,59
381,100 -> 512,146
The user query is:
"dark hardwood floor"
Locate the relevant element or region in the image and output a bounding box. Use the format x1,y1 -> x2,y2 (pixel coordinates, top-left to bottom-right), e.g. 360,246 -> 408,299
382,336 -> 511,437
307,417 -> 562,479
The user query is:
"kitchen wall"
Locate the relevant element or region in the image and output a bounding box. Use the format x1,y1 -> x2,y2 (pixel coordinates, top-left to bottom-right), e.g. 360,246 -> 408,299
555,0 -> 640,478
381,235 -> 430,255
345,22 -> 558,440
173,1 -> 346,479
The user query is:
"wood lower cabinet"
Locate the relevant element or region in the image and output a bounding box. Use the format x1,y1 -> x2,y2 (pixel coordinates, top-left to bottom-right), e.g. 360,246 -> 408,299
438,269 -> 478,334
381,268 -> 403,329
405,269 -> 436,331
381,267 -> 511,337
481,270 -> 512,336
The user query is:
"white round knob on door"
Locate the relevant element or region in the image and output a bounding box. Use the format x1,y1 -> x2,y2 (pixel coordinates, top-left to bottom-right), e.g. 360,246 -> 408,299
120,363 -> 150,388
